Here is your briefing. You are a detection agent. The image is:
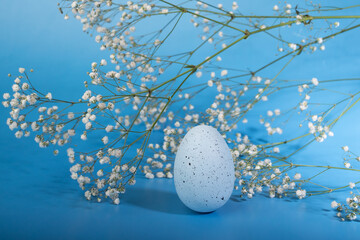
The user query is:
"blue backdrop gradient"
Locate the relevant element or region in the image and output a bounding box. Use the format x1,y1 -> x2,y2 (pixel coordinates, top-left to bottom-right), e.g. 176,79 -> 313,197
1,1 -> 360,239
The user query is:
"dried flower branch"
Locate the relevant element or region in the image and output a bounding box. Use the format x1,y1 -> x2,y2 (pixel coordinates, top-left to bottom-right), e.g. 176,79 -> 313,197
3,0 -> 360,213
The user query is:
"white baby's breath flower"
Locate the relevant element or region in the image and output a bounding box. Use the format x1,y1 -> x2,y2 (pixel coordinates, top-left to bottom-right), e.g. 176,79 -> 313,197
296,189 -> 306,199
102,136 -> 109,144
331,201 -> 338,208
288,43 -> 297,50
105,125 -> 114,132
156,172 -> 165,178
294,173 -> 301,180
311,78 -> 319,86
3,93 -> 10,100
221,69 -> 228,77
45,93 -> 52,100
129,166 -> 136,173
145,172 -> 154,179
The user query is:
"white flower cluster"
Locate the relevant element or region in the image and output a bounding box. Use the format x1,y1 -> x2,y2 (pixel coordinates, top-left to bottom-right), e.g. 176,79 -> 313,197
4,0 -> 358,206
233,141 -> 305,200
306,115 -> 334,143
330,148 -> 360,221
3,68 -> 77,149
332,189 -> 359,221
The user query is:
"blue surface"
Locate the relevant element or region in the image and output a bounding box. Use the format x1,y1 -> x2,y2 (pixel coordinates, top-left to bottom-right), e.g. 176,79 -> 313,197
1,1 -> 360,239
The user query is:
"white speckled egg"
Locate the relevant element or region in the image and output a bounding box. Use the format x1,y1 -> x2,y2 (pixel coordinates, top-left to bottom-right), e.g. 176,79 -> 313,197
174,125 -> 235,212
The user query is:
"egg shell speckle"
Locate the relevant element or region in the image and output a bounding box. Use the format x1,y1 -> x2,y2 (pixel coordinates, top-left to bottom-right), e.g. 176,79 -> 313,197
174,125 -> 235,212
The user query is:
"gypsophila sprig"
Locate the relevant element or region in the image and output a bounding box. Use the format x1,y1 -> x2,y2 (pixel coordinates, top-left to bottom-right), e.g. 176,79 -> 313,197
3,0 -> 360,209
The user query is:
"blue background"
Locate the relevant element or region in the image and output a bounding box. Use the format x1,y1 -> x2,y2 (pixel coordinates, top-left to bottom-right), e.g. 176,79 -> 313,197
1,0 -> 360,239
